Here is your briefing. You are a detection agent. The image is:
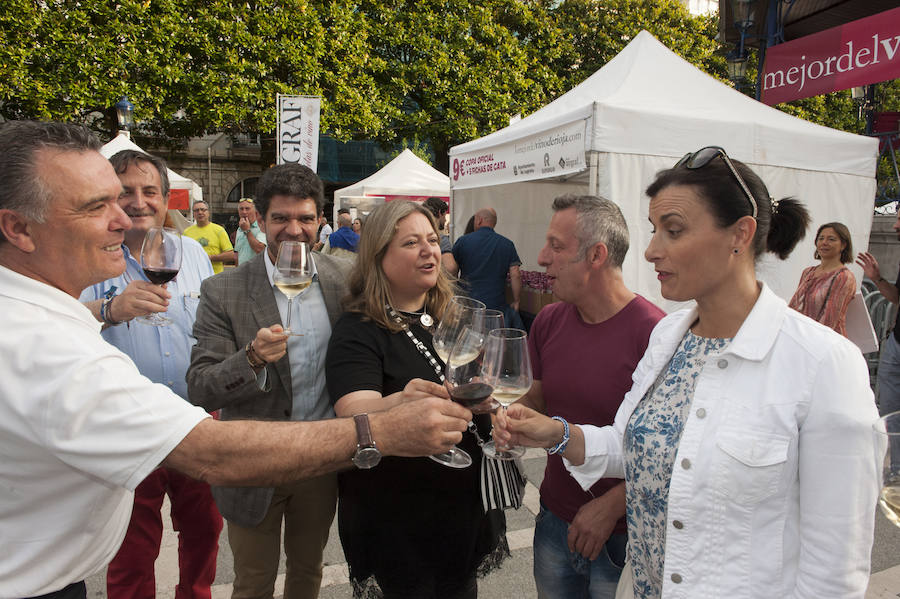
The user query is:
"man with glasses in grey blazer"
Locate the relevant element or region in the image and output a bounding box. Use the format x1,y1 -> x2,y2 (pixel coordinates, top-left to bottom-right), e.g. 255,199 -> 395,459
187,163 -> 349,599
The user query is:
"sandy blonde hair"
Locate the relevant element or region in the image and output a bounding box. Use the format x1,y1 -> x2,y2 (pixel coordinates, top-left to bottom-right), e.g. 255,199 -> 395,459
344,200 -> 455,331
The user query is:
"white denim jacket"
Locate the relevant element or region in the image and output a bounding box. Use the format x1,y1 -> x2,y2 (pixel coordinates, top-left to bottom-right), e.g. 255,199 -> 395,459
566,283 -> 879,598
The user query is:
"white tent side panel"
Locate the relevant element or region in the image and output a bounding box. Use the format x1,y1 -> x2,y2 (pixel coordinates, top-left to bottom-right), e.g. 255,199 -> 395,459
453,152 -> 876,309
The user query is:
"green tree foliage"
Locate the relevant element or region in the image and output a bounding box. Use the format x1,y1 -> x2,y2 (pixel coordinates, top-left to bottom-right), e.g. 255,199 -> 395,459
2,0 -> 892,178
551,0 -> 725,89
357,0 -> 567,170
0,0 -> 382,144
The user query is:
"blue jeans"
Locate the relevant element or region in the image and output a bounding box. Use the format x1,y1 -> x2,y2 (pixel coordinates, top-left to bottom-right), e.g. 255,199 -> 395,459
880,334 -> 900,416
533,503 -> 626,599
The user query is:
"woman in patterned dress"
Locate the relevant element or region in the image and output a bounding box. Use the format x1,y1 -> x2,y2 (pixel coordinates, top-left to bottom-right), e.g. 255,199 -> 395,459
497,147 -> 880,599
788,222 -> 857,336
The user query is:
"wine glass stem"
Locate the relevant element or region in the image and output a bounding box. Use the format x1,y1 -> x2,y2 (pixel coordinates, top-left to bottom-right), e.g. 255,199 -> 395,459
285,297 -> 293,332
498,405 -> 511,450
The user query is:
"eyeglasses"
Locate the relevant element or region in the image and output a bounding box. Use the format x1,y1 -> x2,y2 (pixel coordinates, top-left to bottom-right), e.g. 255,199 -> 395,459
239,198 -> 254,204
674,146 -> 758,219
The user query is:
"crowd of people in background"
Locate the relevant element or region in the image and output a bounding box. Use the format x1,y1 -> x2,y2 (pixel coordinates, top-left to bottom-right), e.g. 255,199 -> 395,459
0,120 -> 885,599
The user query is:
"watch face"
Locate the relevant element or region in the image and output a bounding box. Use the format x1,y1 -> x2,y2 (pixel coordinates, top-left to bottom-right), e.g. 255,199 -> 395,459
352,446 -> 382,469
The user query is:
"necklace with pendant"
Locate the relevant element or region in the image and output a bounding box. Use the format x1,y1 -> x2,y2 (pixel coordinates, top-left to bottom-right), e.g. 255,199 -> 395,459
399,306 -> 433,328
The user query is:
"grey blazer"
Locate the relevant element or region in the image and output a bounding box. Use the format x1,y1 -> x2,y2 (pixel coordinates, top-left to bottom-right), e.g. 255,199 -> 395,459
187,250 -> 352,526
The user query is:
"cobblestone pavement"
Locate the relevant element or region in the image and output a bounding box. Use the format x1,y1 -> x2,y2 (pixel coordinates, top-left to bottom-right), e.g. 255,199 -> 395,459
86,448 -> 900,598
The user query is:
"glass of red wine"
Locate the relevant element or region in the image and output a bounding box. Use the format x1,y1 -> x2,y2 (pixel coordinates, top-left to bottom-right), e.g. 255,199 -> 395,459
438,312 -> 506,469
138,226 -> 183,326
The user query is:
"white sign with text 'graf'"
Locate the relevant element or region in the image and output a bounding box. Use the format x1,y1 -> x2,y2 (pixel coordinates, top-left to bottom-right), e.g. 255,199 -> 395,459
277,95 -> 320,170
450,119 -> 587,190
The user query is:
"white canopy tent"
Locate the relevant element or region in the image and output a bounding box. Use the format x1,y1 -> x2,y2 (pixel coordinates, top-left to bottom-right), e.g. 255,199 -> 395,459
100,133 -> 203,212
333,149 -> 449,222
449,30 -> 879,309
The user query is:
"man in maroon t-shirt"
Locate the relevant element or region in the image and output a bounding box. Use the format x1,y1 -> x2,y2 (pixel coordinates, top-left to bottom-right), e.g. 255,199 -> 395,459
517,194 -> 664,599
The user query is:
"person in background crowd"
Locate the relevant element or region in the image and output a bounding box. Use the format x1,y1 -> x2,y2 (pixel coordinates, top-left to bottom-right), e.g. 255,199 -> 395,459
352,217 -> 363,235
788,221 -> 856,337
519,194 -> 665,599
325,210 -> 360,256
497,147 -> 878,599
80,149 -> 222,599
450,207 -> 523,328
463,215 -> 476,236
0,120 -> 472,599
422,196 -> 457,273
187,163 -> 359,599
315,213 -> 333,251
184,200 -> 234,273
234,197 -> 266,265
326,200 -> 508,598
858,213 -> 900,415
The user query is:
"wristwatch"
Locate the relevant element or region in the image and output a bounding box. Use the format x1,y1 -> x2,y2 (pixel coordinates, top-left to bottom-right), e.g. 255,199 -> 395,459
352,413 -> 382,469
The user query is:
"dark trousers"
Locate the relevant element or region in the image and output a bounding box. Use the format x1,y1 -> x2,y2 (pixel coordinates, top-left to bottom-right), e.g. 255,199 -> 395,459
25,581 -> 86,599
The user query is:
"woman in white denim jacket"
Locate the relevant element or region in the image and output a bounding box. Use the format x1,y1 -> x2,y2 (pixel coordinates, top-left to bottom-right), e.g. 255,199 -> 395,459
497,147 -> 880,599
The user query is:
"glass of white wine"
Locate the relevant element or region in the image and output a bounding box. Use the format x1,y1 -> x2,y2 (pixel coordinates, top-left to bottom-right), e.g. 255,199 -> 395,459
272,241 -> 312,336
481,328 -> 532,460
432,296 -> 486,364
874,411 -> 900,526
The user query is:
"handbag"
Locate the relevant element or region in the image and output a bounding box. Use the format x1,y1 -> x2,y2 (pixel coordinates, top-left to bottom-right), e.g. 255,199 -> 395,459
388,306 -> 527,512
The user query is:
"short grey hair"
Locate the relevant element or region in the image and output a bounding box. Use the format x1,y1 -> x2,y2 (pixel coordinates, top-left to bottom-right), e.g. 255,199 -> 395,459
0,121 -> 101,242
551,194 -> 629,268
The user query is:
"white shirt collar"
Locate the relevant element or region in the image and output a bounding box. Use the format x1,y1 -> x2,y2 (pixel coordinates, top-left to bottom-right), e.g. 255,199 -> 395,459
0,264 -> 101,331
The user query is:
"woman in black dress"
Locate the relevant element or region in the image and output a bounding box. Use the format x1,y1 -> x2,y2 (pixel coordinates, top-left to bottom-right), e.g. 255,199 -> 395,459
326,200 -> 508,598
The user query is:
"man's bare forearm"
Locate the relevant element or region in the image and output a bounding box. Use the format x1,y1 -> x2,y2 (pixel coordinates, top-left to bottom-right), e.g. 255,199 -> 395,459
165,398 -> 469,485
163,418 -> 357,486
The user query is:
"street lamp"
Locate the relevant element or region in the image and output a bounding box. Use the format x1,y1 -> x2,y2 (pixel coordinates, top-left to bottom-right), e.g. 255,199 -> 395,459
114,95 -> 134,138
729,0 -> 756,32
726,48 -> 749,85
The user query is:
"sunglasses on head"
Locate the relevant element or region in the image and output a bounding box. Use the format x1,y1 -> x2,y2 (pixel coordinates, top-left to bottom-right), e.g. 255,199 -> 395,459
674,146 -> 758,219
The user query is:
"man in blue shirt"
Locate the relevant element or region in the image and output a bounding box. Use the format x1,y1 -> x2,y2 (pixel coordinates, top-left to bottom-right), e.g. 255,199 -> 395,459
451,207 -> 523,328
326,210 -> 360,255
80,150 -> 222,599
234,197 -> 266,264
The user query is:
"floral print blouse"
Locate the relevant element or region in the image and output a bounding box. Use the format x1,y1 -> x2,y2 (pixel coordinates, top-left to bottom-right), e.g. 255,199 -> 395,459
623,329 -> 731,599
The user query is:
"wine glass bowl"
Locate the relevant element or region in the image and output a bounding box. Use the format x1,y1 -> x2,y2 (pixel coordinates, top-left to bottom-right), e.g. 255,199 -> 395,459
874,411 -> 900,526
432,296 -> 486,364
428,296 -> 486,469
273,241 -> 312,336
482,328 -> 532,460
138,226 -> 183,326
445,326 -> 496,416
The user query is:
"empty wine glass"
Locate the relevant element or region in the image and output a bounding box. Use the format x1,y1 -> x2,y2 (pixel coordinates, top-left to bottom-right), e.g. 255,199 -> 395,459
481,328 -> 532,460
272,241 -> 312,336
138,226 -> 183,326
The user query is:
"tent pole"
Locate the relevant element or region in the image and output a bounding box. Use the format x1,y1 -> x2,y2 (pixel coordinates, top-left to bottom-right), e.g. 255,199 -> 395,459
588,151 -> 600,197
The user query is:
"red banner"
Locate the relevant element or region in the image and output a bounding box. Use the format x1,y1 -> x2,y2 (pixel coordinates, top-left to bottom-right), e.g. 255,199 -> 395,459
761,7 -> 900,106
168,188 -> 189,210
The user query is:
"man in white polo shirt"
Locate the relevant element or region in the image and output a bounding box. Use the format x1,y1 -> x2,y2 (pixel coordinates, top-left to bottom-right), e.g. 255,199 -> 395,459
0,120 -> 471,599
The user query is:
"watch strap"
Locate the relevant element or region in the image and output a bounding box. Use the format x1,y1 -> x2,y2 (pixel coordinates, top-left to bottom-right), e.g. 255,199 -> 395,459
353,413 -> 375,448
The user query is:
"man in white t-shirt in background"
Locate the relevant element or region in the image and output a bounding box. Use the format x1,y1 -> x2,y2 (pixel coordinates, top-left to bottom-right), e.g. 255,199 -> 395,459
0,120 -> 472,599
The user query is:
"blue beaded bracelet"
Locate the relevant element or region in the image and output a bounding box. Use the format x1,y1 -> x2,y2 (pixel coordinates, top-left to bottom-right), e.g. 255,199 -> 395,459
547,416 -> 570,455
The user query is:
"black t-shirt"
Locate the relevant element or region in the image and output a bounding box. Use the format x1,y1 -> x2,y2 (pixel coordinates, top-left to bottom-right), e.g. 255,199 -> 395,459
325,311 -> 504,595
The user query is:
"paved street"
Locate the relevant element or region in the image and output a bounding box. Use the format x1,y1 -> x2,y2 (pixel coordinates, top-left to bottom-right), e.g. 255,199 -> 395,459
86,448 -> 900,598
